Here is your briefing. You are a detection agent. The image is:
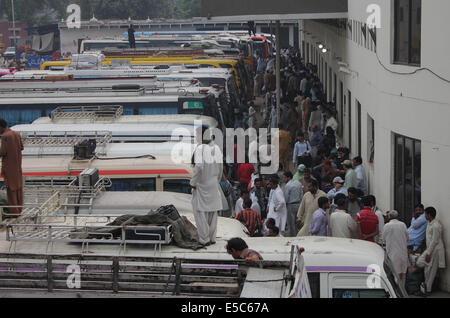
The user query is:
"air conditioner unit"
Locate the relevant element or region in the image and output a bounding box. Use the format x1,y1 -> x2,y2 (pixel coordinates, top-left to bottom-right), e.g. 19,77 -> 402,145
74,139 -> 97,160
78,168 -> 99,189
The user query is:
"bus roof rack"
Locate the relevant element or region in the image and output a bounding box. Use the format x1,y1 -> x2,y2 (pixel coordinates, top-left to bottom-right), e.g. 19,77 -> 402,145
51,105 -> 124,121
20,130 -> 113,157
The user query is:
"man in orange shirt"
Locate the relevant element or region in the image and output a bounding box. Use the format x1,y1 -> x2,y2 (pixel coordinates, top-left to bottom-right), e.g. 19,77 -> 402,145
0,119 -> 24,217
278,124 -> 292,173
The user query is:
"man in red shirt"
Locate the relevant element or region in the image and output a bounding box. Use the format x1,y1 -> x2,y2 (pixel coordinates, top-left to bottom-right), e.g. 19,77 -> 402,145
355,196 -> 379,242
235,199 -> 263,237
237,161 -> 255,190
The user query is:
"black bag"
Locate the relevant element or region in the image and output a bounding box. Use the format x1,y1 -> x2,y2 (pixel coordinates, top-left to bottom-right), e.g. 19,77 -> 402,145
155,205 -> 180,221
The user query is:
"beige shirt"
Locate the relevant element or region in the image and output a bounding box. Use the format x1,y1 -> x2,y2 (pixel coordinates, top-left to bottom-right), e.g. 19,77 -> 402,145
425,219 -> 446,268
330,209 -> 356,239
296,190 -> 328,237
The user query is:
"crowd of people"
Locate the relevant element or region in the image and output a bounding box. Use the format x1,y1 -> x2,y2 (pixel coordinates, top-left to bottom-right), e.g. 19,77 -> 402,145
204,47 -> 445,296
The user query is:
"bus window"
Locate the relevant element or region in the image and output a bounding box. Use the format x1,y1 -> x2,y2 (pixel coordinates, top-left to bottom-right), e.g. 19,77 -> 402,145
123,107 -> 134,115
219,64 -> 233,69
199,64 -> 217,68
108,178 -> 156,192
332,289 -> 389,299
139,107 -> 178,115
163,179 -> 191,194
0,109 -> 42,126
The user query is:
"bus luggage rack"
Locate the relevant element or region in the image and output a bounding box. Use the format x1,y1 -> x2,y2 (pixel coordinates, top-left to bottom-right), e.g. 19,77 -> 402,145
0,86 -> 146,94
0,253 -> 292,297
1,191 -> 63,225
23,177 -> 112,213
51,105 -> 123,120
6,223 -> 173,255
20,131 -> 112,156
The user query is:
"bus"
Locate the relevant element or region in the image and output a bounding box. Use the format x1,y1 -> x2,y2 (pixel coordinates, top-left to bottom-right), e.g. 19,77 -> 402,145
0,91 -> 222,128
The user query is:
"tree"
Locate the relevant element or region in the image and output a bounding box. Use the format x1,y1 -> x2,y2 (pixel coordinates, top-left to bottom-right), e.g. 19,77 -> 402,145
72,0 -> 175,20
173,0 -> 201,19
0,0 -> 201,26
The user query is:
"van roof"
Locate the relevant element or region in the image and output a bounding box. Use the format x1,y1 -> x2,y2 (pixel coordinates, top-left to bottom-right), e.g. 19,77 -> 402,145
249,237 -> 386,271
91,236 -> 387,275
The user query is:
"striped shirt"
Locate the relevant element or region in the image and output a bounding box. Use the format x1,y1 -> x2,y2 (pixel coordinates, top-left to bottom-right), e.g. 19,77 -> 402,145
235,209 -> 263,237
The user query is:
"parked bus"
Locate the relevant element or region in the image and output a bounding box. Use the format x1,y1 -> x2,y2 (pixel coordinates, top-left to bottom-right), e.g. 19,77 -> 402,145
0,91 -> 221,128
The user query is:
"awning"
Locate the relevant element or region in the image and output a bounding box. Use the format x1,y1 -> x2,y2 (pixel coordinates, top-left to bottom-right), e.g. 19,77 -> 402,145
202,0 -> 348,21
32,33 -> 54,52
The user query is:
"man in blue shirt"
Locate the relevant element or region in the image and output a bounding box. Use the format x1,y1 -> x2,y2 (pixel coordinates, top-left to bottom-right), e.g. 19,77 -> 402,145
309,197 -> 330,236
408,204 -> 428,252
292,132 -> 312,167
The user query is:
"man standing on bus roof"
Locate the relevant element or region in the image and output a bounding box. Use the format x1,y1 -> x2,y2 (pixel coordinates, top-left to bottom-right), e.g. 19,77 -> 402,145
190,127 -> 223,247
0,119 -> 24,217
128,24 -> 136,49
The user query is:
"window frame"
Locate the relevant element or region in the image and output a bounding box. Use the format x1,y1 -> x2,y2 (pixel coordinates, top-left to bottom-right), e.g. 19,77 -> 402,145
393,0 -> 422,66
393,133 -> 421,224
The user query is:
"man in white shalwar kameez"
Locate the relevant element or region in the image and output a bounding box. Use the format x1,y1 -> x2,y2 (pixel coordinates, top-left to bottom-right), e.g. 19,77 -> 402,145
414,207 -> 446,295
383,210 -> 409,288
190,132 -> 224,246
267,177 -> 287,234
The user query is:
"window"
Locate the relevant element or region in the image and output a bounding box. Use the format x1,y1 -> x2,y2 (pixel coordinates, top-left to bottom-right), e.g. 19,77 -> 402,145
356,100 -> 362,157
163,179 -> 192,194
338,81 -> 344,138
307,273 -> 321,298
367,115 -> 375,163
347,90 -> 352,151
394,134 -> 421,224
329,68 -> 333,102
108,178 -> 156,192
333,289 -> 389,298
394,0 -> 422,65
302,40 -> 305,59
306,43 -> 309,63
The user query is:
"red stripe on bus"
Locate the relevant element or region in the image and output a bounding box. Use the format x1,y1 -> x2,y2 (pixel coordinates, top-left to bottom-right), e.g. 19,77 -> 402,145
0,169 -> 190,178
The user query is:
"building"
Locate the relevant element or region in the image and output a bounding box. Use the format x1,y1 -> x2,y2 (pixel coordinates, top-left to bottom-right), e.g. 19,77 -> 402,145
58,17 -> 300,54
26,24 -> 60,55
202,0 -> 449,293
300,0 -> 449,292
0,19 -> 28,53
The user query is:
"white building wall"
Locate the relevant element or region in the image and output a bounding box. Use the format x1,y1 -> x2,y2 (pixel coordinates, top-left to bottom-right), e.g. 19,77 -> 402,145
303,0 -> 450,291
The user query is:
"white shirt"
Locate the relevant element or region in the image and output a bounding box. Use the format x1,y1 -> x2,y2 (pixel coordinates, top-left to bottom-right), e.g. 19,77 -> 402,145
354,164 -> 367,194
249,140 -> 258,165
234,198 -> 244,217
330,209 -> 356,239
374,208 -> 385,245
309,109 -> 322,131
383,219 -> 409,275
300,78 -> 307,94
325,117 -> 338,133
190,143 -> 224,213
235,196 -> 261,216
267,186 -> 287,232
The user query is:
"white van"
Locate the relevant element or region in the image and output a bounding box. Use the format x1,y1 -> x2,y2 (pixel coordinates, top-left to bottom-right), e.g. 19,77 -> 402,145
161,236 -> 408,298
